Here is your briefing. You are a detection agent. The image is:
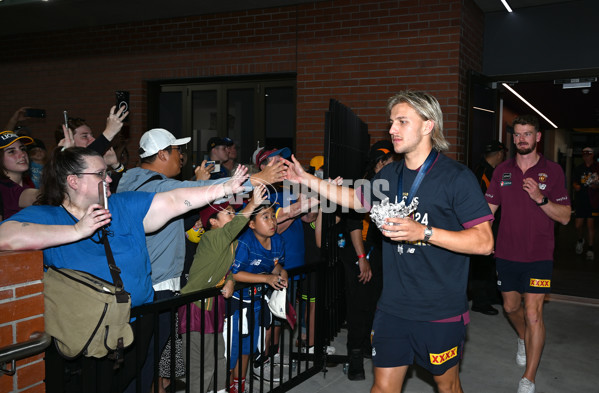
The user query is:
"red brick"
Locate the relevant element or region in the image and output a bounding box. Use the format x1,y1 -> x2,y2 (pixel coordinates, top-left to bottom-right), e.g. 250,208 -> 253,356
0,373 -> 14,393
15,283 -> 44,298
16,318 -> 45,343
0,289 -> 13,301
0,325 -> 13,347
0,295 -> 44,325
20,383 -> 46,393
16,360 -> 45,390
0,251 -> 44,287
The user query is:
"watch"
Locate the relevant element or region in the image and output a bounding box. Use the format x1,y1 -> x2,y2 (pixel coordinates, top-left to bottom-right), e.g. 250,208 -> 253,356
424,225 -> 433,242
536,196 -> 549,206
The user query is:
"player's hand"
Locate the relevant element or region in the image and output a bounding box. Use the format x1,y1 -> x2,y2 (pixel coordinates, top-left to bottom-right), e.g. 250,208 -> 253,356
522,177 -> 543,203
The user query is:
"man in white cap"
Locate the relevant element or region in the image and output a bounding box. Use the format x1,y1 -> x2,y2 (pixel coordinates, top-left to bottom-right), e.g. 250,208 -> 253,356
118,129 -> 287,380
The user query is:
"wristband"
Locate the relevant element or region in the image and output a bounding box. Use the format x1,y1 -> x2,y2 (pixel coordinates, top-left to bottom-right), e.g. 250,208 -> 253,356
222,183 -> 230,198
357,254 -> 366,259
112,163 -> 125,173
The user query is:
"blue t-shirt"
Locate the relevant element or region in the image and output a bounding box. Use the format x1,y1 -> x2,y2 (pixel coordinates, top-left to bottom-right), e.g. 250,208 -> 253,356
366,153 -> 493,321
232,228 -> 285,300
269,190 -> 304,271
6,192 -> 155,307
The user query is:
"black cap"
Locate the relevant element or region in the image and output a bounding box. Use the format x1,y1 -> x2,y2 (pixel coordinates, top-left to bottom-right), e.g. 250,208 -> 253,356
206,137 -> 227,151
28,138 -> 46,151
368,139 -> 394,162
484,140 -> 506,153
222,137 -> 234,146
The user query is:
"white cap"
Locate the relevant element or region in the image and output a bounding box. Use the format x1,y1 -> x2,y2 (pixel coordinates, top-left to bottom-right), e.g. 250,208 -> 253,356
139,128 -> 191,158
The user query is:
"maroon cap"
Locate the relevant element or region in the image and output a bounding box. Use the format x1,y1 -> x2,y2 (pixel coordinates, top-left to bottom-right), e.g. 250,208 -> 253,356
199,202 -> 230,228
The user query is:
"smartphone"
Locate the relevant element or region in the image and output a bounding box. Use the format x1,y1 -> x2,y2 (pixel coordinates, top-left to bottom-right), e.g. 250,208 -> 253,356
25,108 -> 46,118
115,90 -> 130,121
207,160 -> 220,173
205,160 -> 220,173
63,110 -> 68,130
98,181 -> 108,210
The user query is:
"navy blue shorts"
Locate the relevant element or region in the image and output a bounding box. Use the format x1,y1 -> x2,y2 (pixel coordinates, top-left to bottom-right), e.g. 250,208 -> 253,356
496,258 -> 553,294
371,309 -> 466,375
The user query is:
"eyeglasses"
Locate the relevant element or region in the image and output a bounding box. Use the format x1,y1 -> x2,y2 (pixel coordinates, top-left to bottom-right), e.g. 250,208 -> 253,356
75,170 -> 108,180
583,151 -> 594,155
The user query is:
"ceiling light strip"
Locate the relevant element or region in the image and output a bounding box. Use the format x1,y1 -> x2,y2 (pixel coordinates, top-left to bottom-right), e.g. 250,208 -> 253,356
501,0 -> 513,13
501,83 -> 558,129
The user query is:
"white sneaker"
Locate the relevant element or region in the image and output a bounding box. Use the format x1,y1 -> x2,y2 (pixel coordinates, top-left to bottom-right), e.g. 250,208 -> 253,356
576,239 -> 585,254
300,345 -> 335,355
517,377 -> 535,393
586,250 -> 594,260
516,338 -> 526,366
253,360 -> 280,382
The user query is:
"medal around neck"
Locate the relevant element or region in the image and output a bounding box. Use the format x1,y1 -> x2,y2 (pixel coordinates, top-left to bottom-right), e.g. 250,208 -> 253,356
370,196 -> 419,233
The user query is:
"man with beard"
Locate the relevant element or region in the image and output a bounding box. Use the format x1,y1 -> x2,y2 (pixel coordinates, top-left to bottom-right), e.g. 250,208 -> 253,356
485,115 -> 571,393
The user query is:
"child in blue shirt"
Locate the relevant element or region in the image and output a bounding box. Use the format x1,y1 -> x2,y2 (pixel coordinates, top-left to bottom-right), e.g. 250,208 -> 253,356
227,204 -> 288,393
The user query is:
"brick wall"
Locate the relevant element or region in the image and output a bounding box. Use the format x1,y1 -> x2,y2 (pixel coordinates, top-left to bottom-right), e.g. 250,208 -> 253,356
0,0 -> 483,165
0,251 -> 45,393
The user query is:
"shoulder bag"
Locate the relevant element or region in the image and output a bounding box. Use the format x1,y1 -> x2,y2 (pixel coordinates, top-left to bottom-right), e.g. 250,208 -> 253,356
43,227 -> 133,364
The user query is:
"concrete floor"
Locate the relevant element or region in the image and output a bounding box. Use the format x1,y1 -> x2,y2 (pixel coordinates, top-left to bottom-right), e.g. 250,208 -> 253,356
290,296 -> 599,393
171,220 -> 599,393
290,219 -> 599,393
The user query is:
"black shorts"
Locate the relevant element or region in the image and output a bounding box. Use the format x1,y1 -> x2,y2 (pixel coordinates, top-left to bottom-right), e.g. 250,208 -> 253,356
496,258 -> 552,294
371,309 -> 466,375
574,200 -> 599,218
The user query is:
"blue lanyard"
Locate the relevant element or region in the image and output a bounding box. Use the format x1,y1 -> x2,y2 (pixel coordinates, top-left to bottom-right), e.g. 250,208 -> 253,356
398,149 -> 439,205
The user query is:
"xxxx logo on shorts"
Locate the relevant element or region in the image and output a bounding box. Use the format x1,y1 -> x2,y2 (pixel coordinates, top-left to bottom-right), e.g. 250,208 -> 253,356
530,278 -> 550,288
429,346 -> 457,365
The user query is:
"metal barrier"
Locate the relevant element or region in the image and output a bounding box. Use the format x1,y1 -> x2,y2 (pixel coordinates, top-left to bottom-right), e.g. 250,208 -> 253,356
39,253 -> 345,392
125,261 -> 338,393
0,331 -> 51,376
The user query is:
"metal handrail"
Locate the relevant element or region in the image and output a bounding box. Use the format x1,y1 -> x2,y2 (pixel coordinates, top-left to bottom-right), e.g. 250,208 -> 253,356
0,331 -> 51,376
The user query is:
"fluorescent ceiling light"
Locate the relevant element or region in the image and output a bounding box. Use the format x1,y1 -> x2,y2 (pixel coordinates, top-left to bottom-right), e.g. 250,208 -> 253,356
502,83 -> 558,129
501,0 -> 513,13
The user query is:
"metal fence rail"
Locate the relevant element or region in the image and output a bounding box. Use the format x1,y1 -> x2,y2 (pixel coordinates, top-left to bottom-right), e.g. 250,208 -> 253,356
0,331 -> 51,376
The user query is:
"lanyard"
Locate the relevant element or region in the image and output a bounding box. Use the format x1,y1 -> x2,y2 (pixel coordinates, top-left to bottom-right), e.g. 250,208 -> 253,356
398,149 -> 438,205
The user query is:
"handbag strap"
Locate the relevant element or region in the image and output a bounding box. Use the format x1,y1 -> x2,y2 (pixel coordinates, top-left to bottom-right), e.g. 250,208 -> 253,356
101,230 -> 129,303
61,205 -> 129,303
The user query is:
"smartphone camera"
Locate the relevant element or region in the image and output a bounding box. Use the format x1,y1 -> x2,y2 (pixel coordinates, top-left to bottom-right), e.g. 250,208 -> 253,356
25,108 -> 46,118
115,90 -> 130,121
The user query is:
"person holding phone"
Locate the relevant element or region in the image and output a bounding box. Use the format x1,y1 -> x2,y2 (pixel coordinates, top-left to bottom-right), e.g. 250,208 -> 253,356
0,146 -> 249,393
56,105 -> 128,192
4,107 -> 41,131
117,128 -> 288,391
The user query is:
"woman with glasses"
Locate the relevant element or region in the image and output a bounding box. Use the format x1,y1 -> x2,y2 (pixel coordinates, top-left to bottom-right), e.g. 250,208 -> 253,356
0,131 -> 40,220
0,146 -> 249,393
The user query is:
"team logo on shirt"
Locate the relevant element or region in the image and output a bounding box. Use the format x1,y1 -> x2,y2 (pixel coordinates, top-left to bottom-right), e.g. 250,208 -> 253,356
250,259 -> 262,266
429,346 -> 458,365
538,172 -> 548,190
530,278 -> 550,288
500,173 -> 512,186
274,257 -> 279,266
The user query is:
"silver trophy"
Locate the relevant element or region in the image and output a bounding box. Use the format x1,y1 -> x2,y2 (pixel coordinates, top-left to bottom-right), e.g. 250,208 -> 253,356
370,196 -> 419,233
